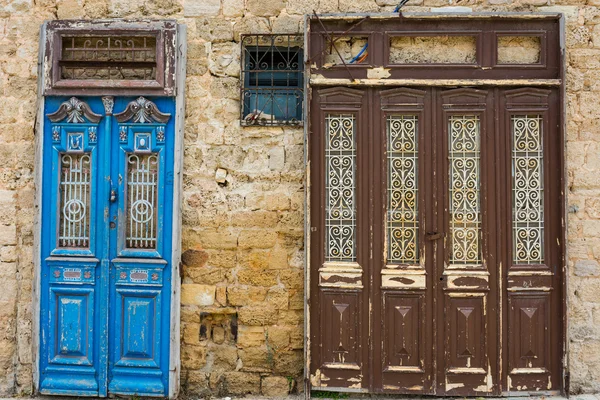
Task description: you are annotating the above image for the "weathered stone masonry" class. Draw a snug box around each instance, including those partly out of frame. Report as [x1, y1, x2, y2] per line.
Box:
[0, 0, 600, 397]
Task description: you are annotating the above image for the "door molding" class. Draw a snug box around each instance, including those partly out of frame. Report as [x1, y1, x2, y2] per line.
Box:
[32, 21, 186, 399]
[304, 13, 566, 398]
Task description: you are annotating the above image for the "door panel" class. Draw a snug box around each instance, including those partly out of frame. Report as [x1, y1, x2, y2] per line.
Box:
[309, 86, 563, 396]
[40, 96, 174, 397]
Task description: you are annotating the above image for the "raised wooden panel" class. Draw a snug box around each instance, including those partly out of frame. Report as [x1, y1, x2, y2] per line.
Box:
[508, 294, 549, 374]
[445, 294, 486, 372]
[115, 289, 161, 368]
[383, 293, 424, 371]
[320, 291, 360, 369]
[49, 287, 94, 366]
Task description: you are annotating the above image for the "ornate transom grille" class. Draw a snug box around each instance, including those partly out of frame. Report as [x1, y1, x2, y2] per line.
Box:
[59, 153, 91, 248]
[241, 34, 303, 126]
[60, 36, 157, 81]
[448, 115, 481, 266]
[126, 153, 159, 249]
[325, 114, 356, 262]
[387, 115, 419, 264]
[512, 115, 544, 264]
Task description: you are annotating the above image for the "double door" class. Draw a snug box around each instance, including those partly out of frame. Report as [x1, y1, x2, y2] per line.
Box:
[309, 87, 563, 395]
[39, 96, 175, 397]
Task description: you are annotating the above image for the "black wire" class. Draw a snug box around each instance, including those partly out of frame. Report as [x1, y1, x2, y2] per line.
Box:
[393, 0, 409, 12]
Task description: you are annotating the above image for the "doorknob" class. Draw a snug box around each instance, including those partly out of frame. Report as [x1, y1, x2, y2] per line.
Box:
[426, 232, 443, 241]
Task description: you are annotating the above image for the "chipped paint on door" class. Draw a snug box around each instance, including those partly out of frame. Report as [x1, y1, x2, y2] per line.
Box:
[39, 96, 175, 397]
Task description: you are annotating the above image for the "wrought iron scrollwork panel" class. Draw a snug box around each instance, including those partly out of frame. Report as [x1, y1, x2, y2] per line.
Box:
[325, 114, 356, 262]
[512, 115, 544, 264]
[448, 115, 481, 266]
[59, 153, 92, 248]
[387, 115, 419, 264]
[126, 153, 159, 249]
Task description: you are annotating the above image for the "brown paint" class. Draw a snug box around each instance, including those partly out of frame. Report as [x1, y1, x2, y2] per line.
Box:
[308, 14, 564, 397]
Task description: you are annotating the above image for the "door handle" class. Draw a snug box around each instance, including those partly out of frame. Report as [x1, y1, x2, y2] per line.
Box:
[426, 232, 443, 241]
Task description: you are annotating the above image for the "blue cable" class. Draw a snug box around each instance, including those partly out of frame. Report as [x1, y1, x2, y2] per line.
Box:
[349, 43, 368, 63]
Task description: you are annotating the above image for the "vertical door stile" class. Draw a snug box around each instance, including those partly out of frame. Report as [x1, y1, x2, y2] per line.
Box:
[99, 96, 114, 397]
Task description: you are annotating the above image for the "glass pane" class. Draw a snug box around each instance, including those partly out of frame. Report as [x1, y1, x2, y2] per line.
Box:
[59, 153, 92, 248]
[387, 115, 419, 264]
[325, 114, 356, 262]
[512, 115, 544, 264]
[126, 153, 159, 249]
[448, 115, 481, 266]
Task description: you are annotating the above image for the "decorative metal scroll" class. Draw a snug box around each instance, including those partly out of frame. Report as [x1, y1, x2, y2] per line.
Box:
[47, 97, 102, 123]
[387, 115, 419, 264]
[325, 114, 356, 262]
[512, 115, 544, 264]
[126, 153, 159, 249]
[448, 115, 481, 266]
[59, 154, 91, 248]
[115, 96, 170, 124]
[240, 34, 303, 127]
[60, 36, 157, 81]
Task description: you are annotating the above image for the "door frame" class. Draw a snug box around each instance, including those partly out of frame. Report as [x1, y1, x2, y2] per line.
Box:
[303, 12, 567, 398]
[32, 21, 187, 399]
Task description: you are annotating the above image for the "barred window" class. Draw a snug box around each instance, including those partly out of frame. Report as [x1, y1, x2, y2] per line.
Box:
[241, 34, 303, 126]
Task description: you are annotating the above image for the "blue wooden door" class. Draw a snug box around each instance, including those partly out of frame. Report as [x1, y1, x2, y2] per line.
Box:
[39, 96, 175, 397]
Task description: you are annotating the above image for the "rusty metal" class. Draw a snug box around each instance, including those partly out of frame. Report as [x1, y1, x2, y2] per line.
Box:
[312, 12, 355, 81]
[308, 14, 565, 398]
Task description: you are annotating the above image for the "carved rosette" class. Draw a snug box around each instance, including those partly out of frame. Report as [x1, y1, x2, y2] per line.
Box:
[114, 96, 171, 124]
[47, 97, 102, 124]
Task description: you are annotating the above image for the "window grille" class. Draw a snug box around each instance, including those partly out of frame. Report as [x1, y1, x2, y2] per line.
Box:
[44, 20, 176, 96]
[241, 34, 303, 126]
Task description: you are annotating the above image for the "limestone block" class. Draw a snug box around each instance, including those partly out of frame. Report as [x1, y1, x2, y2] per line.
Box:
[228, 286, 268, 306]
[181, 284, 216, 306]
[223, 0, 244, 16]
[238, 304, 278, 325]
[271, 12, 303, 34]
[212, 326, 226, 344]
[181, 345, 208, 369]
[237, 325, 266, 348]
[208, 43, 241, 78]
[579, 279, 600, 303]
[261, 376, 290, 397]
[233, 17, 271, 42]
[238, 347, 271, 371]
[237, 268, 278, 286]
[196, 18, 234, 43]
[575, 260, 600, 276]
[182, 248, 210, 268]
[185, 0, 220, 16]
[266, 326, 290, 349]
[268, 147, 285, 171]
[238, 230, 278, 249]
[222, 371, 261, 394]
[273, 350, 303, 375]
[57, 0, 85, 19]
[198, 230, 238, 249]
[183, 322, 201, 344]
[246, 0, 285, 16]
[266, 287, 289, 310]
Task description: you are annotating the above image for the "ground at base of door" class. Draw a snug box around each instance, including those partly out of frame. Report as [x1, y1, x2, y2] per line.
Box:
[2, 395, 599, 400]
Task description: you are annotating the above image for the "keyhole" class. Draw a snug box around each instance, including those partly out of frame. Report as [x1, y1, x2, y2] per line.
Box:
[110, 222, 116, 229]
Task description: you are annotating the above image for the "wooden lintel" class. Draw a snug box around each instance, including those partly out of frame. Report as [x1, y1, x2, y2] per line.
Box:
[310, 77, 562, 87]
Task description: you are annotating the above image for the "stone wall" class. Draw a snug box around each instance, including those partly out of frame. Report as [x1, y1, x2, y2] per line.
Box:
[0, 0, 599, 397]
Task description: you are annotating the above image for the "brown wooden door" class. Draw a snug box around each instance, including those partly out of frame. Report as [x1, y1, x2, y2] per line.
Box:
[309, 86, 563, 396]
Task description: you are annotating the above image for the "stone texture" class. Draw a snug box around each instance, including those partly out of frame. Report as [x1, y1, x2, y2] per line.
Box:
[0, 0, 599, 398]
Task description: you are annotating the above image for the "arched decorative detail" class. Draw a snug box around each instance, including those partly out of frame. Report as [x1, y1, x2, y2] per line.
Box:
[47, 97, 102, 123]
[115, 96, 171, 124]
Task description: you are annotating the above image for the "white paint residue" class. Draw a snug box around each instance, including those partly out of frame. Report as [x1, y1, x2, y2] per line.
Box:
[367, 67, 391, 79]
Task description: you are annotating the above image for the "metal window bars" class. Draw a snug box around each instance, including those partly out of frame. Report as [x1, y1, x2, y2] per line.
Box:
[240, 34, 304, 126]
[60, 35, 158, 81]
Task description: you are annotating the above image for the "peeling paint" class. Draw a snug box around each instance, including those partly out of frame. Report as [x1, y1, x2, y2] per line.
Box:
[366, 67, 391, 79]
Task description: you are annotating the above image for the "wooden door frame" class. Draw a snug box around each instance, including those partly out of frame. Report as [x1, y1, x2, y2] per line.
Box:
[303, 12, 567, 398]
[32, 21, 187, 399]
